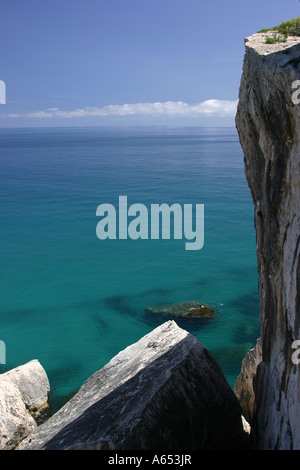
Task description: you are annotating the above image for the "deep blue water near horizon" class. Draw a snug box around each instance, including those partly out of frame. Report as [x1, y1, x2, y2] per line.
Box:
[0, 126, 260, 412]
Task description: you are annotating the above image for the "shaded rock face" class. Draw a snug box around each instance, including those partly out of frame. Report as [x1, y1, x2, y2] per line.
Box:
[234, 338, 262, 425]
[18, 321, 247, 450]
[0, 360, 51, 449]
[236, 33, 300, 449]
[145, 301, 216, 319]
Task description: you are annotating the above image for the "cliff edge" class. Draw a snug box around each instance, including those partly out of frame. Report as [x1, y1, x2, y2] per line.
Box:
[236, 31, 300, 449]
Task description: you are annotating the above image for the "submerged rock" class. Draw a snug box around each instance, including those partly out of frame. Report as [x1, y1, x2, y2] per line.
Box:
[17, 321, 247, 450]
[145, 301, 215, 319]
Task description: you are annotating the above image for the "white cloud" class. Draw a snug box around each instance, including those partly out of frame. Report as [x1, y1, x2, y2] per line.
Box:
[0, 99, 238, 119]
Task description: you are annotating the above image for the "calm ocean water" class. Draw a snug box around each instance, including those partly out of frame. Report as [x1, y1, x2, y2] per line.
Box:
[0, 126, 259, 411]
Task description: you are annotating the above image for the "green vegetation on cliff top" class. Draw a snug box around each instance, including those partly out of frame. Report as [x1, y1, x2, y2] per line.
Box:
[258, 17, 300, 44]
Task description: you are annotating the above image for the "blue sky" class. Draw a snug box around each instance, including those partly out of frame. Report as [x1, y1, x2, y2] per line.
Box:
[1, 0, 299, 127]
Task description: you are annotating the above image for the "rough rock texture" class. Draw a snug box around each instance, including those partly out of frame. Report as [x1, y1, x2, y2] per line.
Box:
[234, 338, 262, 425]
[0, 360, 51, 449]
[236, 32, 300, 449]
[0, 378, 37, 450]
[17, 321, 247, 450]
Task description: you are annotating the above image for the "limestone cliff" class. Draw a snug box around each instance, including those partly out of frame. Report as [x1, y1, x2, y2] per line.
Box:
[236, 32, 300, 449]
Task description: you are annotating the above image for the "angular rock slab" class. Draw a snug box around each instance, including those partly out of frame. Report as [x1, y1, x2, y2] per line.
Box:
[18, 321, 246, 450]
[2, 359, 50, 411]
[0, 378, 37, 450]
[0, 360, 50, 449]
[145, 301, 216, 319]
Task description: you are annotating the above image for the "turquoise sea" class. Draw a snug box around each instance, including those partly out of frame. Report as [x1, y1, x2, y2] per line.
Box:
[0, 126, 259, 411]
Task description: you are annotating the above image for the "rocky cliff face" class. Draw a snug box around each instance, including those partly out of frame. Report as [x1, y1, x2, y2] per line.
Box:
[236, 32, 300, 449]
